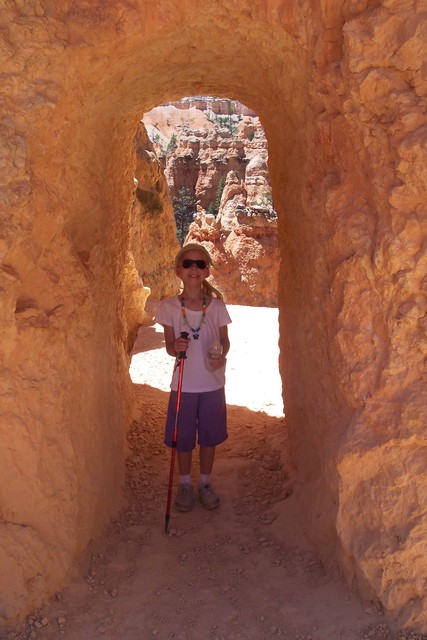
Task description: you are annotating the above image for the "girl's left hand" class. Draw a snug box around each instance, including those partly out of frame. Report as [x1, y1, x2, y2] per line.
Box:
[209, 355, 227, 370]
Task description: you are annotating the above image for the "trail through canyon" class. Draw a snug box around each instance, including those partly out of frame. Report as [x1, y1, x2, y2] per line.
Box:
[6, 306, 416, 640]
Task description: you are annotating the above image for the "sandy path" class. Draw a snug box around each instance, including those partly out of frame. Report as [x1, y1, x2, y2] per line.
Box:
[6, 306, 411, 640]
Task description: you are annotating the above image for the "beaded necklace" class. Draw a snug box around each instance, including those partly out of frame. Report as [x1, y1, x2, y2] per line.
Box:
[181, 297, 206, 340]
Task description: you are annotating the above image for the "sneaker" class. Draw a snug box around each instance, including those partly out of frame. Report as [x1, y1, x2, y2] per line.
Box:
[198, 483, 221, 510]
[175, 483, 195, 512]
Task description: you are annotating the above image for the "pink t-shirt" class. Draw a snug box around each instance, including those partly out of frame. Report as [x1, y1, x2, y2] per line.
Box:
[155, 296, 232, 393]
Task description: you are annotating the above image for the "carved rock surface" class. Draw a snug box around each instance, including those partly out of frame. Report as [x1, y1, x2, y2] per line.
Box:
[0, 0, 425, 631]
[124, 125, 180, 348]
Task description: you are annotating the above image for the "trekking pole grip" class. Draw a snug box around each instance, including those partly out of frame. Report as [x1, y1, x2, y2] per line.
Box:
[178, 331, 189, 359]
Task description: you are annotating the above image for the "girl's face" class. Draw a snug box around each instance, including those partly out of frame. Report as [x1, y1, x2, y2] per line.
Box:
[176, 249, 210, 286]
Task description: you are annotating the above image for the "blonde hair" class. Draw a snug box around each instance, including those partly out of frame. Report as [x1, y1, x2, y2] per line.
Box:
[175, 243, 223, 300]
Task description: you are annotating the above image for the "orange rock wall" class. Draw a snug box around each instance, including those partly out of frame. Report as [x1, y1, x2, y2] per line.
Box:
[0, 0, 425, 631]
[124, 125, 180, 349]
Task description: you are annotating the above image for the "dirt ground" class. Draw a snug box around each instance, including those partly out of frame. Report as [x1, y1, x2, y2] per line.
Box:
[4, 305, 424, 640]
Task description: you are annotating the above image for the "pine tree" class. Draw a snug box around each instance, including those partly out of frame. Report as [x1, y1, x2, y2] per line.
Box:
[214, 176, 225, 214]
[173, 187, 196, 245]
[166, 133, 177, 153]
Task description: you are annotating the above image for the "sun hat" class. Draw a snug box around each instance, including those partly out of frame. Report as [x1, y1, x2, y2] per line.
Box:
[175, 243, 212, 268]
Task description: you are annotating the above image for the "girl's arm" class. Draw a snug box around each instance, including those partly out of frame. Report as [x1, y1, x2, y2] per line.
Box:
[207, 325, 230, 370]
[219, 325, 230, 357]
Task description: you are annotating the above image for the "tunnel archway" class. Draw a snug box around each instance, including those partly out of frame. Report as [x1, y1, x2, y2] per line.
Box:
[1, 1, 425, 630]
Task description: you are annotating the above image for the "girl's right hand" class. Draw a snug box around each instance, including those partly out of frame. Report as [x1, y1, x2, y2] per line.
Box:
[175, 335, 190, 355]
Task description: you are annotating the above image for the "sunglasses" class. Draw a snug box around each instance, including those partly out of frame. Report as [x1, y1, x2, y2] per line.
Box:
[181, 259, 208, 269]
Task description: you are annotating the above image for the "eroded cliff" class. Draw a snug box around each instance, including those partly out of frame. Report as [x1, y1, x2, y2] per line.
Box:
[144, 100, 279, 305]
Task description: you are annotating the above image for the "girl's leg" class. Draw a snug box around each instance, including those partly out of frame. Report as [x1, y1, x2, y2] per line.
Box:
[199, 446, 215, 475]
[177, 450, 192, 475]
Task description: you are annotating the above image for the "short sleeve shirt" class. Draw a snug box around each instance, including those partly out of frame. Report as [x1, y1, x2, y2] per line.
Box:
[155, 296, 232, 392]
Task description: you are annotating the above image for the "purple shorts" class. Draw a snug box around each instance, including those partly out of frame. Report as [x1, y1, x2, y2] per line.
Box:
[165, 388, 228, 452]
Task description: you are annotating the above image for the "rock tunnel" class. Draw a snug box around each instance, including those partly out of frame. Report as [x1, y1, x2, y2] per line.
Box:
[0, 0, 426, 632]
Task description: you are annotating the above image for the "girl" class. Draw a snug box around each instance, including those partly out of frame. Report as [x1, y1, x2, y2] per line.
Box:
[155, 243, 231, 511]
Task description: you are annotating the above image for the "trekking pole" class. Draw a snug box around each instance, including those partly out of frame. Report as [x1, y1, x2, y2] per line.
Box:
[164, 331, 189, 535]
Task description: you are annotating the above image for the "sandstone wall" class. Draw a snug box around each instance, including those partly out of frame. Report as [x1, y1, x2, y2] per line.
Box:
[0, 0, 425, 631]
[124, 125, 180, 349]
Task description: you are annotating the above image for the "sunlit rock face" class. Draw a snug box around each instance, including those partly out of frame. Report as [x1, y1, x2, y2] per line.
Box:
[0, 0, 425, 631]
[124, 125, 180, 349]
[144, 100, 268, 213]
[187, 165, 279, 306]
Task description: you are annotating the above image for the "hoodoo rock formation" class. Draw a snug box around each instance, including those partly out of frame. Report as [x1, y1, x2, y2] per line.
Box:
[144, 100, 279, 305]
[144, 100, 267, 214]
[0, 0, 426, 633]
[187, 166, 279, 306]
